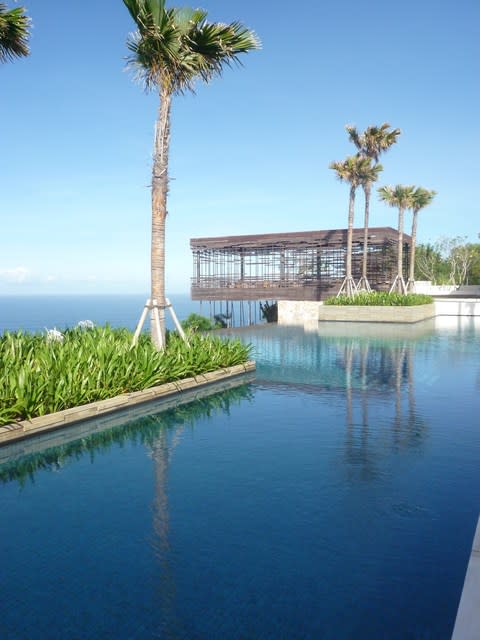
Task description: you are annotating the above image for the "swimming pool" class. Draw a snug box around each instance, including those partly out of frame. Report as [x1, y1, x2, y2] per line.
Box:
[1, 317, 479, 639]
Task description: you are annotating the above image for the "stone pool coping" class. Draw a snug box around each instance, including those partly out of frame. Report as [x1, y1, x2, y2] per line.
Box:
[452, 516, 480, 640]
[0, 361, 256, 447]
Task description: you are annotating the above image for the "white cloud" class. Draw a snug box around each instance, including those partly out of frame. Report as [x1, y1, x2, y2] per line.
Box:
[0, 266, 31, 283]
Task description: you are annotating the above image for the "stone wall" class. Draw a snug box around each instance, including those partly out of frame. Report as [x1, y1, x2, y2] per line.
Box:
[278, 298, 480, 325]
[277, 301, 323, 325]
[435, 299, 480, 316]
[317, 304, 436, 324]
[415, 281, 480, 296]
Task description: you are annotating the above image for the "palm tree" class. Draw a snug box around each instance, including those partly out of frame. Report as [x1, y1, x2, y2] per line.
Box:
[123, 0, 259, 349]
[330, 156, 378, 297]
[407, 187, 436, 291]
[0, 2, 30, 63]
[378, 185, 415, 294]
[346, 123, 401, 291]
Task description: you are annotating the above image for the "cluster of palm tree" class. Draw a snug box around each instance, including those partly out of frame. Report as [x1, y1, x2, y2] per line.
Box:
[330, 124, 436, 296]
[0, 2, 29, 63]
[379, 185, 436, 293]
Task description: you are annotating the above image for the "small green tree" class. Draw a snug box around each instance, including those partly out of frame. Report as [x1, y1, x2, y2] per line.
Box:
[415, 243, 445, 283]
[467, 244, 480, 284]
[441, 237, 477, 285]
[181, 313, 216, 332]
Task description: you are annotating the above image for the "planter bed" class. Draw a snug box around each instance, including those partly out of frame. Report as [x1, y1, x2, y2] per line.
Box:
[318, 303, 436, 324]
[0, 361, 255, 447]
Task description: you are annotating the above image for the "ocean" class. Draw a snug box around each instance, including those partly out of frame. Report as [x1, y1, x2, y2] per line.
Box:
[0, 294, 202, 334]
[0, 294, 266, 334]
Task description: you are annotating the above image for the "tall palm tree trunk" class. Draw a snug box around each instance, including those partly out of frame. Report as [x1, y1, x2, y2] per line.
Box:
[338, 185, 357, 297]
[151, 87, 172, 349]
[407, 210, 418, 292]
[390, 205, 407, 294]
[347, 185, 355, 278]
[358, 183, 372, 291]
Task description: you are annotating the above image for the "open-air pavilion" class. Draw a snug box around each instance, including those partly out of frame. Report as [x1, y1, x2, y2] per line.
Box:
[191, 226, 411, 306]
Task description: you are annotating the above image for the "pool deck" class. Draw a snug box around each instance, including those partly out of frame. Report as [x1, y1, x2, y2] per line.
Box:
[452, 516, 480, 639]
[0, 361, 256, 447]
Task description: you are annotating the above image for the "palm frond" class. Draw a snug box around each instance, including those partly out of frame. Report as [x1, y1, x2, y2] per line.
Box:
[346, 122, 401, 163]
[330, 156, 378, 189]
[123, 1, 260, 94]
[345, 125, 362, 151]
[411, 187, 436, 212]
[378, 184, 415, 208]
[0, 3, 30, 63]
[123, 0, 167, 31]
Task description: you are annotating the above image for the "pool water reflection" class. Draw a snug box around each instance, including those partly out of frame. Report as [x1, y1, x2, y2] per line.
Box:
[1, 317, 479, 639]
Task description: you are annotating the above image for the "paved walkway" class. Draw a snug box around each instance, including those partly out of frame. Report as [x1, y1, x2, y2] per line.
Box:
[452, 516, 480, 639]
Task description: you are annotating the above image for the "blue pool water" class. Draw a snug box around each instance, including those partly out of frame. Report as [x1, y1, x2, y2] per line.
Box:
[1, 316, 479, 639]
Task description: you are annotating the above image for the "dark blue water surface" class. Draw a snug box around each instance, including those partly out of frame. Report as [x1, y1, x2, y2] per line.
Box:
[1, 312, 479, 639]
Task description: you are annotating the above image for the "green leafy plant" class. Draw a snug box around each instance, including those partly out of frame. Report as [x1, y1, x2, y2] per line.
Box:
[181, 313, 217, 332]
[324, 292, 433, 306]
[0, 326, 251, 426]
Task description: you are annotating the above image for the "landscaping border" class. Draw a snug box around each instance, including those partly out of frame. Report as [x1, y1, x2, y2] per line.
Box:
[0, 361, 256, 447]
[317, 303, 436, 323]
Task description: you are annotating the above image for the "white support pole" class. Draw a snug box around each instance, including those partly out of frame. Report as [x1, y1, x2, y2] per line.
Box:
[165, 298, 188, 343]
[389, 275, 399, 294]
[406, 278, 416, 293]
[337, 276, 358, 298]
[389, 275, 407, 294]
[132, 298, 151, 346]
[357, 276, 372, 293]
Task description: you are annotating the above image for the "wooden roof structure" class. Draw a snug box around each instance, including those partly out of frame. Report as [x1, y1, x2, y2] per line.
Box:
[191, 227, 411, 251]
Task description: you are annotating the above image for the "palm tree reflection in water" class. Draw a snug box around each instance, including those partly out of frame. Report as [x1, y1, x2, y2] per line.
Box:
[150, 428, 183, 638]
[245, 324, 431, 485]
[341, 336, 427, 483]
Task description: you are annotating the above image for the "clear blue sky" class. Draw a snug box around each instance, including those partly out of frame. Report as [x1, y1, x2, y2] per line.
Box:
[1, 0, 479, 294]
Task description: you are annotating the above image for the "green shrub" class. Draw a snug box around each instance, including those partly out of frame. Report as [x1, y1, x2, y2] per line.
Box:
[0, 326, 251, 426]
[181, 313, 217, 332]
[324, 291, 434, 306]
